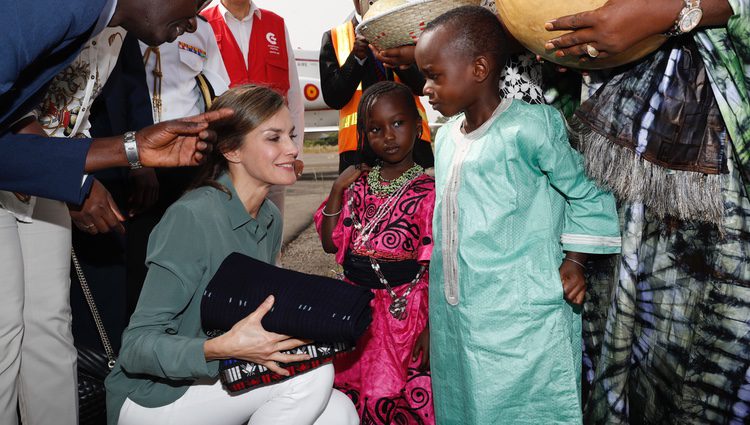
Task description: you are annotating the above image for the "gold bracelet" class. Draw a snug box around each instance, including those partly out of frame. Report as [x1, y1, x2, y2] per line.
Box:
[564, 257, 586, 270]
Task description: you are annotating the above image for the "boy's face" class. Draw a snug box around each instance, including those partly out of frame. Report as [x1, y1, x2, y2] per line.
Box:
[415, 29, 477, 117]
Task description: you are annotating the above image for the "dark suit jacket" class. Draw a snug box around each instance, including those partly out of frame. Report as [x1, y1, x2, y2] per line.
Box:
[319, 17, 425, 110]
[0, 0, 107, 204]
[89, 34, 154, 138]
[87, 31, 155, 208]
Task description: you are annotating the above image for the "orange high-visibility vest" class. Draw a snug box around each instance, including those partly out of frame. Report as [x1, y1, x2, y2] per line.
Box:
[331, 21, 431, 154]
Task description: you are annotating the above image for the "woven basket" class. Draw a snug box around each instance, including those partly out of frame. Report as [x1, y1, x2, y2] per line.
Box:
[357, 0, 481, 50]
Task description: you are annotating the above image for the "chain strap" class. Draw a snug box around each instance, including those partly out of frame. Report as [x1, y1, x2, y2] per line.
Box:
[71, 248, 117, 369]
[369, 257, 425, 320]
[347, 175, 426, 320]
[143, 46, 162, 123]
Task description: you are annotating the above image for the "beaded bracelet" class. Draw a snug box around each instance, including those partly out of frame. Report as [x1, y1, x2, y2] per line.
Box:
[321, 207, 342, 217]
[563, 257, 586, 270]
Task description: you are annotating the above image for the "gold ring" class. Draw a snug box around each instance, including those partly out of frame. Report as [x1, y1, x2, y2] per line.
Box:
[586, 44, 600, 58]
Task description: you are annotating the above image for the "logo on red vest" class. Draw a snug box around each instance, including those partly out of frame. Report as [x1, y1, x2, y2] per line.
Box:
[266, 32, 281, 55]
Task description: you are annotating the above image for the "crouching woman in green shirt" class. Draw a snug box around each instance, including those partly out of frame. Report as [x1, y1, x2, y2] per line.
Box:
[105, 85, 359, 425]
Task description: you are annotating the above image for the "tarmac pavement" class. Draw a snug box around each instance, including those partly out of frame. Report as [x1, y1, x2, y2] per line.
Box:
[281, 151, 338, 246]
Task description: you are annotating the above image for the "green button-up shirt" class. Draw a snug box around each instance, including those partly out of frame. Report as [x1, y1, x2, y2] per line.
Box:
[105, 173, 281, 424]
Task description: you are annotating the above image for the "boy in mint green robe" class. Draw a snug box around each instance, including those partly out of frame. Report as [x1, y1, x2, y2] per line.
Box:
[414, 7, 621, 424]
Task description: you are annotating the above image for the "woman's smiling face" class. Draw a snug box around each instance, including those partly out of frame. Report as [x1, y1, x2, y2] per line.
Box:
[226, 106, 299, 187]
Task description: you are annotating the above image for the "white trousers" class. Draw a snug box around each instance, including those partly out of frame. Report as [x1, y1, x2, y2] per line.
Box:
[118, 364, 359, 425]
[0, 198, 77, 425]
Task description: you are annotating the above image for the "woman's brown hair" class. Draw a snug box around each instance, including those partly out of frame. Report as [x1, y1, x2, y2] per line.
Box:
[190, 84, 286, 195]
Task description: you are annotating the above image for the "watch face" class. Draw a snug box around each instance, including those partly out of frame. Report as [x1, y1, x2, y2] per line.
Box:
[679, 8, 703, 33]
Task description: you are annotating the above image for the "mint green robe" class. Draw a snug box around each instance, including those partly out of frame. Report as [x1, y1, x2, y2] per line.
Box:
[429, 100, 620, 424]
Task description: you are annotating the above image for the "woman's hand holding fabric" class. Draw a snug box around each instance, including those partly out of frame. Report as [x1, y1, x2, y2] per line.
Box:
[205, 295, 311, 376]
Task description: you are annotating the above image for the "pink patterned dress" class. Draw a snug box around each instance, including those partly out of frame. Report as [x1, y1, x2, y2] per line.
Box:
[314, 172, 435, 425]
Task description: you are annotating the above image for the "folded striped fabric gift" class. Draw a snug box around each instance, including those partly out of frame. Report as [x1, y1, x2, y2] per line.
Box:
[201, 252, 373, 342]
[219, 342, 352, 392]
[201, 252, 374, 392]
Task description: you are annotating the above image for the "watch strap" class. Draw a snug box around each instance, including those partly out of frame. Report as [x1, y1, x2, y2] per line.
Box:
[665, 0, 702, 37]
[123, 131, 142, 170]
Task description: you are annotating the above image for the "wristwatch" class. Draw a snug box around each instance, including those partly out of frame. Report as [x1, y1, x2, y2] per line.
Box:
[123, 131, 142, 169]
[665, 0, 703, 36]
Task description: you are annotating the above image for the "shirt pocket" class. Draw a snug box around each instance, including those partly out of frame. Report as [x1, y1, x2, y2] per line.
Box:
[179, 47, 205, 74]
[265, 59, 289, 91]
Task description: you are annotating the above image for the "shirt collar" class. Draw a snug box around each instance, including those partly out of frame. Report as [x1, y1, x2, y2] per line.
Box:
[454, 98, 513, 141]
[218, 1, 261, 22]
[216, 173, 275, 232]
[96, 0, 119, 37]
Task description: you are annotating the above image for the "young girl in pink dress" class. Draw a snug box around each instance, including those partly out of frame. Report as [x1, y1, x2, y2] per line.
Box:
[315, 81, 435, 425]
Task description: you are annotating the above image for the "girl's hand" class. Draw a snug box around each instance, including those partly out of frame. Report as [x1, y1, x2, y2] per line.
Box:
[333, 164, 371, 191]
[293, 159, 304, 178]
[205, 295, 310, 376]
[411, 326, 430, 371]
[559, 259, 586, 305]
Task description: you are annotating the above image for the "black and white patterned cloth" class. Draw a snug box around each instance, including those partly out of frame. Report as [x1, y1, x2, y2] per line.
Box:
[480, 0, 545, 104]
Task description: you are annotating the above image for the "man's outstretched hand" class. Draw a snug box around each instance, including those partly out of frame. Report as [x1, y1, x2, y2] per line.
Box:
[136, 108, 234, 167]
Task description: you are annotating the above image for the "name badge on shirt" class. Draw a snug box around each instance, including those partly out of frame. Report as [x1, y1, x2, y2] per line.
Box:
[178, 41, 207, 59]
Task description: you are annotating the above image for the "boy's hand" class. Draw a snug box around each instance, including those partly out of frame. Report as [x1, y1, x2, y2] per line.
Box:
[411, 326, 430, 371]
[559, 258, 586, 305]
[333, 164, 370, 192]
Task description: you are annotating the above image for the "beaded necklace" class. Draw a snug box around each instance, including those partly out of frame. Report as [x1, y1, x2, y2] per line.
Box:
[348, 167, 425, 320]
[367, 163, 424, 197]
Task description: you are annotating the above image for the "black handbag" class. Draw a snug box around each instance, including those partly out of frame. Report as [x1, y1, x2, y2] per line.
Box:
[72, 249, 117, 425]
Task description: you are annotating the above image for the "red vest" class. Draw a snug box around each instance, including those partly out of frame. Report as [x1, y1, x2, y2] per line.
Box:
[202, 6, 290, 95]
